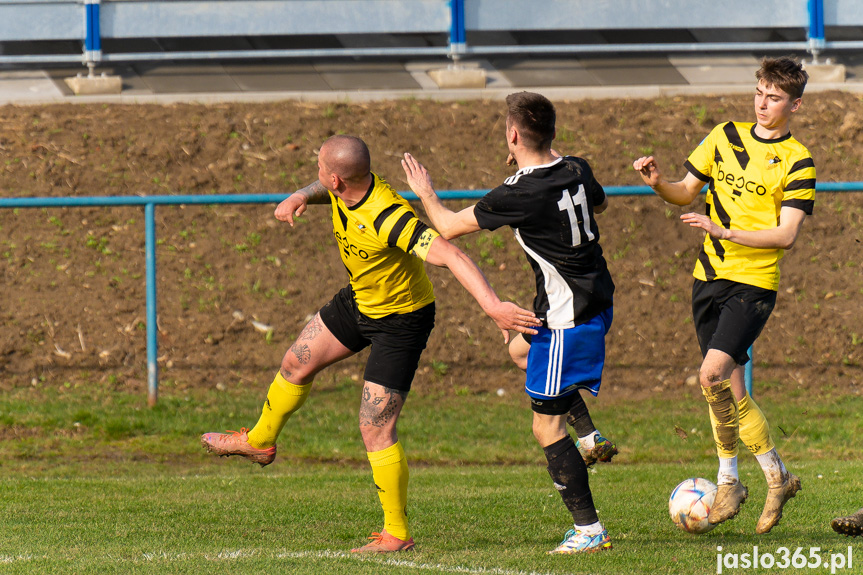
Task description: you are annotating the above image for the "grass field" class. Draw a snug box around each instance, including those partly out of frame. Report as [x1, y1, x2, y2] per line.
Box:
[1, 375, 862, 574]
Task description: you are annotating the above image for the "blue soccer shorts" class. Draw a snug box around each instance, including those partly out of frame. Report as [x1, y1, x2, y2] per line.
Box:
[524, 307, 612, 401]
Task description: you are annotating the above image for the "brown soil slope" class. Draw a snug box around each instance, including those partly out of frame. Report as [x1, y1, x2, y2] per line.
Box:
[1, 93, 861, 399]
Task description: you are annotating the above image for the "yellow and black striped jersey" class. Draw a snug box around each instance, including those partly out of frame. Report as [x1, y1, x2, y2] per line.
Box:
[684, 121, 816, 291]
[328, 173, 438, 318]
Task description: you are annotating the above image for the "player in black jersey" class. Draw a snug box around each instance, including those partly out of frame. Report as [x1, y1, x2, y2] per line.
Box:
[202, 135, 539, 553]
[403, 92, 615, 555]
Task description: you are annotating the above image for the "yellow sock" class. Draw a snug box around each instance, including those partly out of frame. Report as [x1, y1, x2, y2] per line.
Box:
[368, 442, 410, 541]
[703, 380, 739, 458]
[738, 393, 774, 456]
[246, 371, 310, 449]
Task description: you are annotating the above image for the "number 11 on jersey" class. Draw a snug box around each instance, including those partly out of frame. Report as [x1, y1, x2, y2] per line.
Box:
[558, 185, 595, 247]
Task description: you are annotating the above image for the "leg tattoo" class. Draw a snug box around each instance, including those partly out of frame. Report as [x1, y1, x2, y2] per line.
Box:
[291, 343, 311, 365]
[360, 385, 407, 428]
[298, 314, 324, 342]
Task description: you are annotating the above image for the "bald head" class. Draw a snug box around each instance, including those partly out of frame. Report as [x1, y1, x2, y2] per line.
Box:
[319, 135, 371, 184]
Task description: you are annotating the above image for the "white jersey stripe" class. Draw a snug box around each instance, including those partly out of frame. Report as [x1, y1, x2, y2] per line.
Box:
[514, 230, 576, 329]
[504, 157, 563, 187]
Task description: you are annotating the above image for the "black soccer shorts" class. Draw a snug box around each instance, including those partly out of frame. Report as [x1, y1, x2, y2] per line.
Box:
[691, 278, 777, 366]
[319, 286, 435, 392]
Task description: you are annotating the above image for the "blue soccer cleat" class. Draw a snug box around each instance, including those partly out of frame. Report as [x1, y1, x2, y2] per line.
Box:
[548, 528, 612, 555]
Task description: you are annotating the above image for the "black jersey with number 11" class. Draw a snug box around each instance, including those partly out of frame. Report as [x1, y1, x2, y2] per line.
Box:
[474, 156, 615, 329]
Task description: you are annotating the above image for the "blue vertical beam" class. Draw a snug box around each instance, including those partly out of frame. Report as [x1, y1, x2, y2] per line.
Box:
[145, 203, 158, 406]
[808, 0, 825, 60]
[449, 0, 466, 60]
[745, 345, 753, 397]
[84, 0, 102, 68]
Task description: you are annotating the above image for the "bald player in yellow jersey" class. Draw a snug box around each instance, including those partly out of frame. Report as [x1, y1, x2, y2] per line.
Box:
[202, 135, 540, 553]
[634, 56, 815, 534]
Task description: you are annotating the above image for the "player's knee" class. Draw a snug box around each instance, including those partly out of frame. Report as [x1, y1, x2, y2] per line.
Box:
[531, 418, 559, 445]
[358, 419, 396, 450]
[698, 368, 724, 388]
[280, 349, 316, 384]
[531, 421, 544, 443]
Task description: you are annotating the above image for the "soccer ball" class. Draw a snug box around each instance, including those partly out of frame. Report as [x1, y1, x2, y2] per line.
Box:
[668, 478, 717, 534]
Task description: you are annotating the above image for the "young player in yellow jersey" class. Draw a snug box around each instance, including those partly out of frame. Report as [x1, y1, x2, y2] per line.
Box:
[202, 135, 540, 553]
[633, 56, 815, 534]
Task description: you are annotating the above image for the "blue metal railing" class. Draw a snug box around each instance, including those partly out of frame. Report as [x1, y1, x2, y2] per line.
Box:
[1, 181, 860, 403]
[0, 0, 856, 68]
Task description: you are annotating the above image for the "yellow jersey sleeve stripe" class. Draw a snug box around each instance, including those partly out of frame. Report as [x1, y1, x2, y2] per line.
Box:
[789, 157, 815, 173]
[375, 206, 412, 245]
[373, 204, 401, 234]
[684, 159, 710, 182]
[388, 211, 415, 249]
[782, 198, 814, 214]
[784, 178, 815, 192]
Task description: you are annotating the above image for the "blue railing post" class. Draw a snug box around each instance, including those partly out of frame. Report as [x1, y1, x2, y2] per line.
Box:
[84, 0, 102, 73]
[449, 0, 466, 63]
[745, 345, 754, 397]
[145, 203, 158, 407]
[808, 0, 826, 62]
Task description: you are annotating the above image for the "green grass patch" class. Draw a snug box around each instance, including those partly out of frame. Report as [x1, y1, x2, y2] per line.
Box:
[1, 382, 862, 574]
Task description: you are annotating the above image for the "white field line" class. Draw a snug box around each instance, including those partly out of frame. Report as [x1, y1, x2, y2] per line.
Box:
[278, 550, 564, 575]
[0, 555, 34, 563]
[128, 549, 564, 575]
[5, 548, 569, 575]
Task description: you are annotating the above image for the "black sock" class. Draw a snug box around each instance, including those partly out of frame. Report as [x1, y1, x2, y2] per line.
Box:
[565, 392, 596, 438]
[544, 435, 598, 525]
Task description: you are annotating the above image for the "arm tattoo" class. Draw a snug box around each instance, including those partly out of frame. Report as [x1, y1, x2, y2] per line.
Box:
[297, 180, 330, 204]
[291, 343, 311, 365]
[298, 314, 324, 342]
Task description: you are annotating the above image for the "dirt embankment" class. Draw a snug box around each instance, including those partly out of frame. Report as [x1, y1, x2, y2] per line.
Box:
[1, 93, 861, 399]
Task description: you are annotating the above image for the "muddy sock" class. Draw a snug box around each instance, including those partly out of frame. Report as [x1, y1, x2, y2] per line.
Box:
[717, 455, 739, 485]
[565, 392, 596, 438]
[578, 432, 597, 450]
[754, 448, 788, 488]
[702, 379, 739, 458]
[544, 436, 598, 526]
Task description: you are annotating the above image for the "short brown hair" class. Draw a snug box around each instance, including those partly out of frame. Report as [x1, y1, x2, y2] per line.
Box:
[756, 56, 808, 100]
[505, 92, 556, 150]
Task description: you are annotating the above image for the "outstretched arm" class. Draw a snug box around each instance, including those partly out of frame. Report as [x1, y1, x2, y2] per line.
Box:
[402, 153, 481, 240]
[274, 180, 331, 226]
[633, 155, 704, 206]
[681, 206, 807, 250]
[424, 236, 540, 343]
